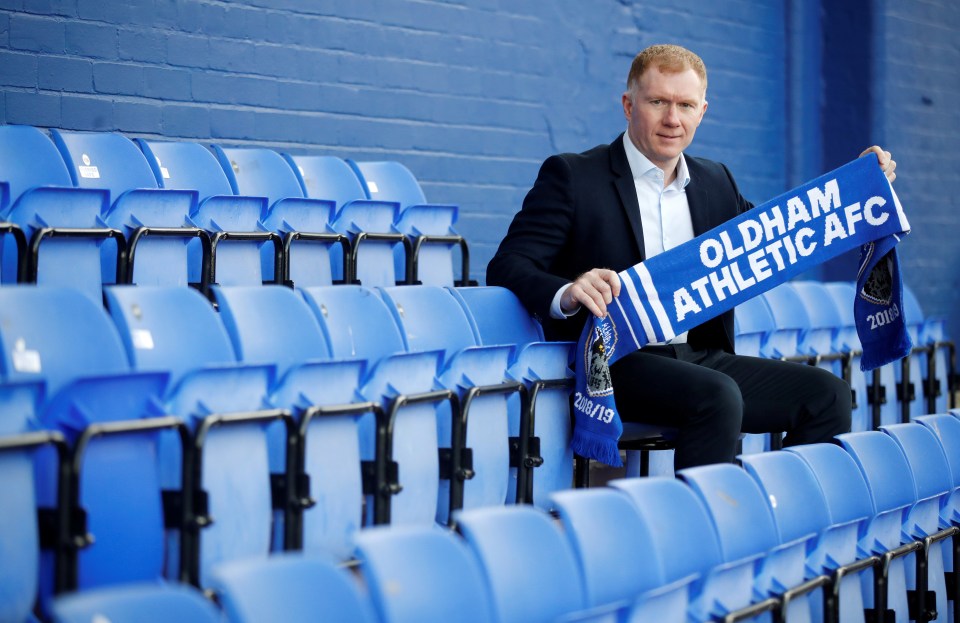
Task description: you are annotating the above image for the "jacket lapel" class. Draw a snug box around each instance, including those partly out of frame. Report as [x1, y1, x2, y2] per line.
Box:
[685, 157, 714, 237]
[610, 134, 646, 260]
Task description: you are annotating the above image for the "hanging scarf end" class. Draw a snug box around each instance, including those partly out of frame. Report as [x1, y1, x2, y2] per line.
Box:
[570, 427, 623, 468]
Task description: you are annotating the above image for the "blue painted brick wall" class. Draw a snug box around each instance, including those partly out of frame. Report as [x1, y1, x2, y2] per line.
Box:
[871, 0, 960, 341]
[0, 0, 955, 340]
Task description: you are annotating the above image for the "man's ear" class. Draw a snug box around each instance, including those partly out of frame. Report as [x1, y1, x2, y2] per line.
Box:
[622, 92, 633, 121]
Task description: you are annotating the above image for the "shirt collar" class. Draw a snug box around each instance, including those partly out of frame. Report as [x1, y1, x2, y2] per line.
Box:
[622, 132, 691, 190]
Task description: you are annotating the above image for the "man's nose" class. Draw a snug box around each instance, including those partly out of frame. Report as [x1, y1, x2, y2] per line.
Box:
[664, 104, 680, 125]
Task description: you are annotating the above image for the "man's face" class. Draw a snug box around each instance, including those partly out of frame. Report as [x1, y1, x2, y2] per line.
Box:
[622, 66, 707, 167]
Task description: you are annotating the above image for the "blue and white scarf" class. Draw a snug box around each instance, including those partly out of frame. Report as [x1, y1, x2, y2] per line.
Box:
[572, 155, 911, 466]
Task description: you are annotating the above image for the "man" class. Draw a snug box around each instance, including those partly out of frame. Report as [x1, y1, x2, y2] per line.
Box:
[487, 44, 897, 470]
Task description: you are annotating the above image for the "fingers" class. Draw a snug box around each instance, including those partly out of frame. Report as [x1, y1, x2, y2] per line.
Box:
[860, 145, 897, 183]
[561, 268, 621, 317]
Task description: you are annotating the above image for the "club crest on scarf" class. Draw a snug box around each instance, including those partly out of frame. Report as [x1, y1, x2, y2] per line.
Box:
[585, 320, 616, 397]
[858, 242, 894, 305]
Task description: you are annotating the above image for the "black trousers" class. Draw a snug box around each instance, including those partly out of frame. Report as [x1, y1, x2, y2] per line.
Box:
[610, 344, 852, 471]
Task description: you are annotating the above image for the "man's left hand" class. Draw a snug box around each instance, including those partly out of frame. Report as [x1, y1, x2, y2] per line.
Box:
[860, 146, 897, 184]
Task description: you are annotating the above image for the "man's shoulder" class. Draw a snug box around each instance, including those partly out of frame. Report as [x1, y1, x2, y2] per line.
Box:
[545, 138, 618, 178]
[685, 154, 737, 186]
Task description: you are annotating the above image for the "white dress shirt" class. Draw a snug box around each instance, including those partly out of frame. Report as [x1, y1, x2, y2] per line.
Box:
[551, 133, 695, 343]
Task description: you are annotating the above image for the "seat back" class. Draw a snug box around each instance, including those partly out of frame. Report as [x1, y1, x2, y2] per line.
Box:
[455, 505, 586, 623]
[760, 284, 810, 359]
[355, 525, 494, 623]
[609, 476, 723, 581]
[209, 553, 377, 623]
[734, 294, 775, 357]
[835, 431, 917, 515]
[283, 154, 367, 206]
[300, 286, 406, 361]
[349, 160, 427, 208]
[881, 423, 952, 504]
[0, 125, 73, 203]
[50, 582, 221, 623]
[213, 146, 305, 204]
[50, 130, 158, 198]
[450, 286, 544, 346]
[784, 442, 874, 526]
[678, 463, 780, 561]
[738, 451, 832, 545]
[379, 286, 477, 356]
[790, 280, 842, 358]
[214, 285, 331, 377]
[0, 286, 130, 398]
[550, 488, 667, 608]
[104, 285, 237, 386]
[137, 139, 234, 199]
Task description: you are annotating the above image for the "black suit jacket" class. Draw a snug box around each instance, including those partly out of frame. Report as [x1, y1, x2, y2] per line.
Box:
[487, 133, 753, 351]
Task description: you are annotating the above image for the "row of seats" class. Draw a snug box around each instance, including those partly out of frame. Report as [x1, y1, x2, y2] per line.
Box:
[611, 279, 956, 477]
[0, 125, 472, 304]
[0, 283, 573, 621]
[44, 416, 960, 623]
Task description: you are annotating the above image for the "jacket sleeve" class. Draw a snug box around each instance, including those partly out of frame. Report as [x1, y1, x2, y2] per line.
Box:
[486, 154, 577, 322]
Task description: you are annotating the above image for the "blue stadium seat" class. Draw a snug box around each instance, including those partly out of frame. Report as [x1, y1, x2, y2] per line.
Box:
[740, 450, 871, 623]
[50, 582, 220, 623]
[354, 525, 494, 623]
[825, 281, 898, 430]
[348, 159, 469, 287]
[104, 285, 284, 588]
[881, 423, 955, 623]
[454, 505, 617, 623]
[734, 294, 777, 454]
[215, 147, 354, 286]
[448, 286, 576, 506]
[136, 139, 280, 286]
[281, 153, 405, 287]
[609, 476, 765, 622]
[0, 428, 64, 623]
[791, 281, 848, 382]
[213, 285, 367, 559]
[0, 287, 173, 596]
[0, 125, 115, 300]
[209, 553, 376, 623]
[300, 285, 447, 527]
[49, 130, 203, 289]
[550, 488, 692, 622]
[916, 413, 960, 622]
[834, 430, 925, 622]
[761, 283, 812, 362]
[679, 462, 818, 623]
[894, 286, 926, 420]
[378, 286, 520, 524]
[903, 285, 950, 415]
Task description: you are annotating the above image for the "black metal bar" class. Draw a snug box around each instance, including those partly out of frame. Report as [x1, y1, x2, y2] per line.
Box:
[721, 596, 781, 623]
[375, 389, 457, 525]
[0, 221, 28, 283]
[187, 409, 291, 585]
[828, 555, 881, 623]
[126, 226, 212, 294]
[281, 231, 352, 286]
[779, 574, 831, 622]
[899, 357, 913, 423]
[348, 231, 410, 286]
[209, 230, 284, 285]
[953, 531, 960, 623]
[407, 234, 474, 287]
[870, 540, 923, 622]
[68, 416, 186, 590]
[293, 401, 380, 550]
[28, 227, 128, 285]
[520, 377, 574, 504]
[449, 380, 524, 523]
[870, 368, 883, 430]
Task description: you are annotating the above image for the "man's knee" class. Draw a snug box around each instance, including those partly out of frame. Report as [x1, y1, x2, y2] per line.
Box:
[694, 375, 744, 434]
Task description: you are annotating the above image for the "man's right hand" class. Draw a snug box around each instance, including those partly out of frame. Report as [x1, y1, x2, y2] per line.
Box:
[560, 268, 622, 318]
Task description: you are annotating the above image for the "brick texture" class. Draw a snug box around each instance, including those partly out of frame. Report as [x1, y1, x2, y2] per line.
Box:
[0, 0, 955, 340]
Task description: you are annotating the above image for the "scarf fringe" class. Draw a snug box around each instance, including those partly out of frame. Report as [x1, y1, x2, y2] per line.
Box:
[571, 427, 623, 467]
[860, 332, 913, 372]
